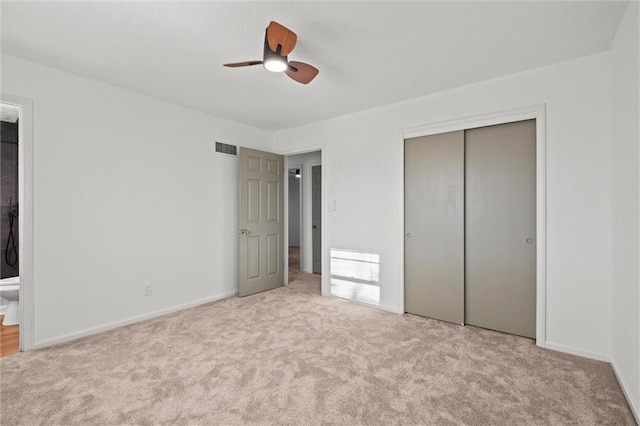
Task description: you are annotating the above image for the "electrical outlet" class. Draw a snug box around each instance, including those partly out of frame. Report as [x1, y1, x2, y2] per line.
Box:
[143, 283, 153, 297]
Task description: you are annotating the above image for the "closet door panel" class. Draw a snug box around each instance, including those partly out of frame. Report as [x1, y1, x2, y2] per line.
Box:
[405, 131, 464, 324]
[465, 120, 536, 338]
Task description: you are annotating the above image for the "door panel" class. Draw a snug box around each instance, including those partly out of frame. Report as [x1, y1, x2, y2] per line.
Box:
[404, 131, 464, 324]
[266, 159, 279, 174]
[247, 180, 261, 222]
[239, 147, 284, 296]
[312, 165, 322, 274]
[266, 181, 279, 222]
[266, 234, 279, 276]
[247, 156, 260, 172]
[247, 236, 260, 279]
[465, 120, 536, 338]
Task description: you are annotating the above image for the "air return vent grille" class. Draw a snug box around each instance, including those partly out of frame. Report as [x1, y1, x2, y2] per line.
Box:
[215, 142, 237, 156]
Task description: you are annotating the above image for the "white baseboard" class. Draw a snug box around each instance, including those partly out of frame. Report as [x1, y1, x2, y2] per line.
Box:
[611, 359, 640, 424]
[32, 290, 238, 350]
[327, 294, 404, 315]
[381, 303, 405, 314]
[520, 341, 639, 421]
[545, 342, 639, 421]
[543, 341, 612, 362]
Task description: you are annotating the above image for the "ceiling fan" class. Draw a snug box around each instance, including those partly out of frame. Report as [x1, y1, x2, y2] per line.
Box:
[223, 21, 319, 85]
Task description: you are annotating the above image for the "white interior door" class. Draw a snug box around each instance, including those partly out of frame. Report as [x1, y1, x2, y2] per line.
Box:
[238, 147, 285, 297]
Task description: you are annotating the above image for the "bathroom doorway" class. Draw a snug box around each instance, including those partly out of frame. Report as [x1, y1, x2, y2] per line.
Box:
[0, 102, 20, 356]
[0, 95, 34, 355]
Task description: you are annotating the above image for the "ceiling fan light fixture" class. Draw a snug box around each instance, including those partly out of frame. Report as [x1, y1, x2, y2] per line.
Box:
[223, 21, 318, 84]
[263, 56, 288, 73]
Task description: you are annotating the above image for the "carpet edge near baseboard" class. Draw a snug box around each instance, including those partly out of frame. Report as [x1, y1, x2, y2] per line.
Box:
[611, 359, 640, 425]
[31, 290, 239, 351]
[546, 340, 638, 424]
[544, 341, 611, 362]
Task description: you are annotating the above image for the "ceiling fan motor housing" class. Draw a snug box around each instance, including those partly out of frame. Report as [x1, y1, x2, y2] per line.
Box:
[263, 35, 288, 72]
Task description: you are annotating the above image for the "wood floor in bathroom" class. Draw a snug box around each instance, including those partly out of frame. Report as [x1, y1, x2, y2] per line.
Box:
[0, 315, 19, 357]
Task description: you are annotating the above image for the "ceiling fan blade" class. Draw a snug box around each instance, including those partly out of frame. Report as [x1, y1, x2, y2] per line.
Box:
[285, 61, 319, 85]
[267, 21, 297, 56]
[223, 61, 263, 68]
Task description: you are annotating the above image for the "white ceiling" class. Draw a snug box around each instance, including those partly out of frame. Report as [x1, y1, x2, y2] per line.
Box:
[1, 1, 628, 132]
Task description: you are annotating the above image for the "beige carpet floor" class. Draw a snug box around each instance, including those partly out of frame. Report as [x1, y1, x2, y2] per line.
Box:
[0, 267, 635, 425]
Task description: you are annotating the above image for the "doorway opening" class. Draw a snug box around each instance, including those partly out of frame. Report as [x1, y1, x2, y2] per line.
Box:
[0, 95, 34, 354]
[285, 150, 322, 289]
[0, 102, 20, 356]
[288, 166, 302, 281]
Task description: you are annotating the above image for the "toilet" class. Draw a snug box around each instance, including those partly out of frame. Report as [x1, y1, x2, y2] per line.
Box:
[0, 277, 19, 326]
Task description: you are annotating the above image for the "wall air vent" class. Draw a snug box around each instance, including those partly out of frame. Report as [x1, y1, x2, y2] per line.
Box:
[215, 141, 237, 156]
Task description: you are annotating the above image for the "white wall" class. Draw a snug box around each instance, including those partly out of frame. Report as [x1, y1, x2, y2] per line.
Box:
[1, 54, 272, 347]
[288, 173, 301, 246]
[610, 1, 640, 418]
[275, 53, 613, 357]
[285, 151, 321, 273]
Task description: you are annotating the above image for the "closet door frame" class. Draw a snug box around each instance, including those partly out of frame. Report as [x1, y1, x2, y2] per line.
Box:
[400, 104, 547, 348]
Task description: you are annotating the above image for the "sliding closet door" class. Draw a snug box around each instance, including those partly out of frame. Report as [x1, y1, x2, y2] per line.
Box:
[465, 120, 536, 338]
[405, 131, 464, 324]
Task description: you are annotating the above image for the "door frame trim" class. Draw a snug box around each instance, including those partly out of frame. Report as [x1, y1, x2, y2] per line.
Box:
[400, 104, 547, 347]
[280, 146, 327, 296]
[1, 94, 35, 352]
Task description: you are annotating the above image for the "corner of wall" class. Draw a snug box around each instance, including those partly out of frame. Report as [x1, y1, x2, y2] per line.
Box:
[609, 0, 640, 419]
[611, 359, 640, 424]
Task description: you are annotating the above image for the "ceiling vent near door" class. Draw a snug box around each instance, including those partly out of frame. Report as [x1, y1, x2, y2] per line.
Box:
[215, 141, 237, 156]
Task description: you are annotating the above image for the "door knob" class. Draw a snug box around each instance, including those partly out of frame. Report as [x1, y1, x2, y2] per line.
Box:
[406, 233, 412, 238]
[525, 237, 534, 244]
[238, 229, 250, 236]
